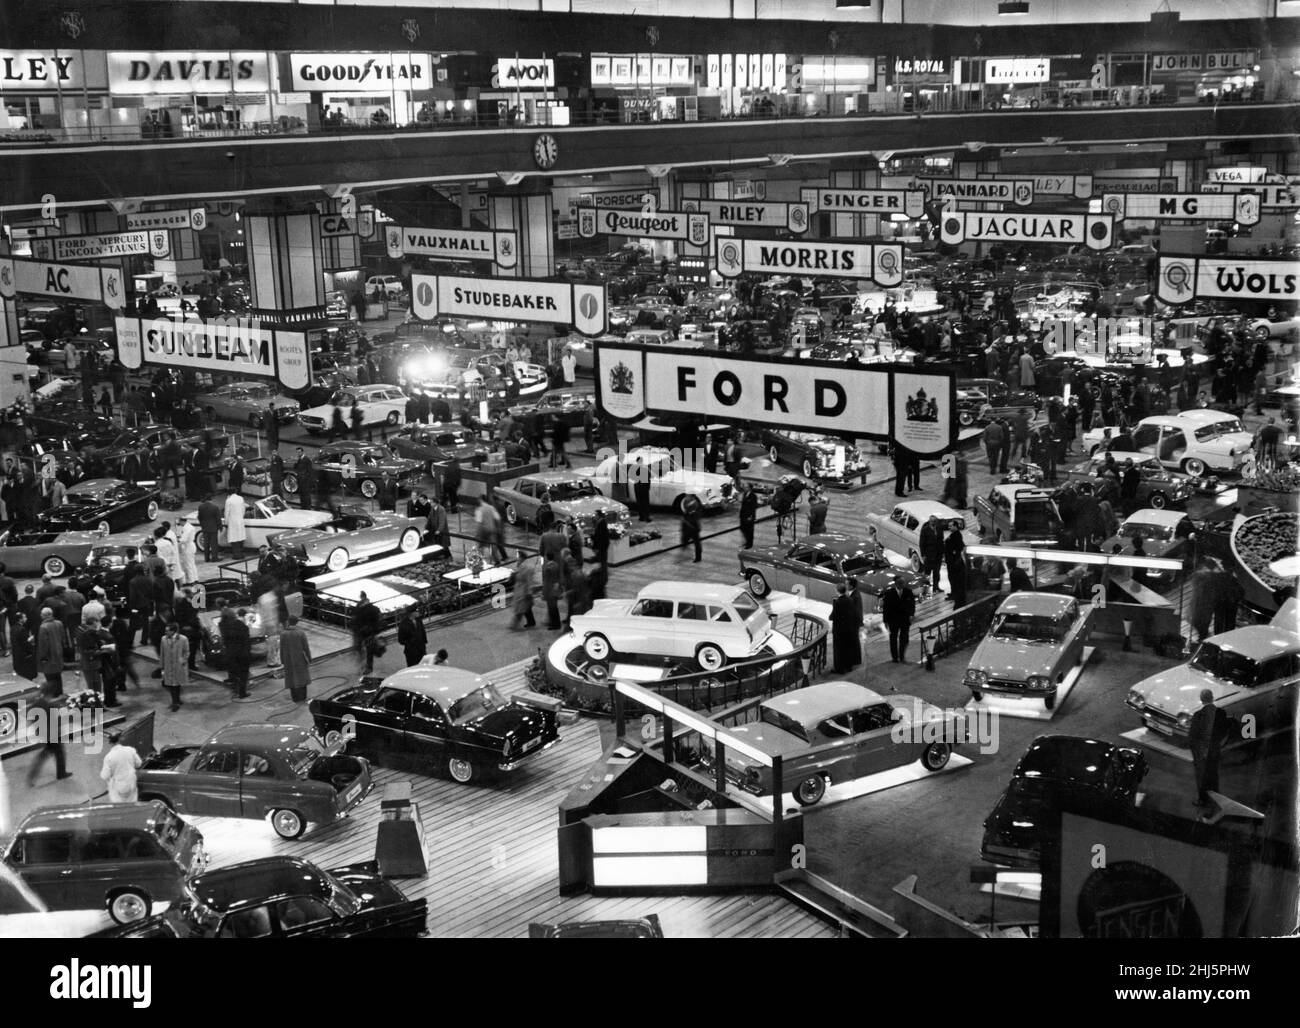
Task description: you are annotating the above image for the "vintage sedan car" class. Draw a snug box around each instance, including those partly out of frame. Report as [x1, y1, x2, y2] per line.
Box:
[16, 438, 83, 480]
[406, 347, 549, 400]
[739, 533, 928, 612]
[1100, 509, 1195, 580]
[95, 857, 427, 940]
[965, 593, 1093, 710]
[1126, 625, 1300, 745]
[577, 446, 734, 513]
[294, 442, 422, 499]
[722, 682, 960, 807]
[494, 471, 631, 531]
[86, 424, 229, 477]
[77, 542, 144, 604]
[27, 403, 120, 451]
[37, 479, 161, 536]
[0, 672, 44, 743]
[195, 606, 266, 669]
[0, 525, 105, 577]
[0, 802, 206, 924]
[310, 663, 559, 785]
[230, 494, 335, 549]
[505, 387, 597, 428]
[1062, 451, 1192, 510]
[759, 430, 868, 482]
[196, 381, 300, 427]
[387, 422, 488, 473]
[981, 736, 1148, 869]
[271, 506, 425, 572]
[973, 483, 1065, 546]
[1085, 413, 1254, 477]
[569, 581, 773, 672]
[136, 724, 373, 840]
[955, 378, 1040, 427]
[865, 500, 980, 568]
[529, 915, 664, 939]
[297, 384, 410, 434]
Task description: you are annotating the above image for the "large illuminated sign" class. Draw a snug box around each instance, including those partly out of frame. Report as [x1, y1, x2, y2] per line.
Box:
[919, 177, 1034, 207]
[125, 208, 208, 232]
[114, 314, 311, 391]
[107, 51, 270, 94]
[713, 238, 903, 286]
[491, 57, 554, 89]
[1155, 256, 1297, 305]
[940, 212, 1115, 250]
[288, 52, 432, 92]
[577, 208, 709, 244]
[684, 199, 808, 233]
[411, 274, 607, 335]
[33, 230, 170, 261]
[984, 58, 1052, 83]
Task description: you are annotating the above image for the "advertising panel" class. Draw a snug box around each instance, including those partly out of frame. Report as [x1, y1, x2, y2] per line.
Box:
[114, 314, 311, 391]
[491, 57, 555, 89]
[939, 212, 1115, 250]
[288, 52, 433, 92]
[1155, 256, 1297, 305]
[577, 208, 709, 244]
[386, 225, 518, 269]
[410, 274, 608, 336]
[714, 239, 903, 286]
[684, 199, 809, 233]
[800, 187, 926, 218]
[33, 230, 170, 261]
[0, 258, 125, 310]
[124, 208, 208, 232]
[919, 177, 1034, 207]
[107, 51, 271, 94]
[1100, 192, 1260, 225]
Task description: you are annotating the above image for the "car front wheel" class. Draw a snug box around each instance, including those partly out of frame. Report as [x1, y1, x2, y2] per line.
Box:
[399, 529, 420, 552]
[1183, 457, 1206, 477]
[271, 809, 306, 839]
[746, 570, 770, 597]
[283, 473, 299, 494]
[387, 410, 400, 426]
[921, 743, 952, 772]
[801, 458, 814, 478]
[146, 501, 159, 521]
[583, 633, 611, 662]
[326, 547, 350, 572]
[360, 478, 378, 499]
[696, 643, 725, 671]
[108, 889, 151, 925]
[97, 520, 111, 537]
[1149, 491, 1167, 509]
[503, 503, 519, 525]
[448, 757, 476, 784]
[768, 445, 780, 463]
[42, 556, 66, 577]
[794, 774, 827, 806]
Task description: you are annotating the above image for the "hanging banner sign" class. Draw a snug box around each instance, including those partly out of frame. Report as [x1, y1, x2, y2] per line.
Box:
[684, 198, 809, 233]
[410, 274, 608, 336]
[288, 52, 433, 92]
[33, 230, 170, 262]
[1204, 166, 1267, 184]
[984, 58, 1052, 84]
[385, 225, 518, 269]
[577, 208, 710, 244]
[1092, 176, 1177, 195]
[593, 344, 956, 456]
[0, 258, 126, 310]
[1202, 182, 1298, 209]
[490, 57, 555, 89]
[114, 315, 311, 392]
[1100, 192, 1261, 226]
[979, 173, 1092, 201]
[125, 207, 207, 232]
[940, 211, 1115, 250]
[800, 187, 926, 218]
[713, 238, 903, 286]
[919, 177, 1034, 207]
[567, 189, 655, 216]
[318, 213, 358, 239]
[107, 51, 270, 94]
[1155, 256, 1297, 306]
[1150, 51, 1255, 73]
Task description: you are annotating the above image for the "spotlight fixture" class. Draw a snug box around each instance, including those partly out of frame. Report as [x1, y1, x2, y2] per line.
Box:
[998, 1, 1030, 14]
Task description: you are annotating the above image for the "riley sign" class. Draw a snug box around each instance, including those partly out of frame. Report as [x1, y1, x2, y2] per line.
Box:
[683, 199, 809, 233]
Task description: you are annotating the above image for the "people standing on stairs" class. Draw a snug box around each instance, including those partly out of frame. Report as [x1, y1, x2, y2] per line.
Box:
[881, 577, 916, 665]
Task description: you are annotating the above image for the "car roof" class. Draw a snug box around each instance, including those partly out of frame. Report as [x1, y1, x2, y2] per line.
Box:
[1123, 509, 1187, 528]
[998, 592, 1076, 617]
[375, 664, 497, 703]
[189, 857, 331, 913]
[1175, 409, 1239, 425]
[69, 478, 126, 492]
[892, 499, 965, 519]
[991, 484, 1052, 500]
[638, 581, 751, 604]
[1137, 415, 1193, 427]
[795, 532, 886, 556]
[17, 801, 171, 833]
[519, 470, 585, 485]
[207, 723, 317, 752]
[1205, 626, 1300, 659]
[761, 681, 885, 727]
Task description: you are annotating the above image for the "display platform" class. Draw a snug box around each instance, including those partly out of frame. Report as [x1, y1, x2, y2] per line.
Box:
[979, 874, 1043, 904]
[1119, 726, 1195, 762]
[776, 752, 974, 816]
[964, 647, 1094, 721]
[132, 619, 356, 687]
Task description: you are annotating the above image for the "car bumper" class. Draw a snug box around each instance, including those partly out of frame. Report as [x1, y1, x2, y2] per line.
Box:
[299, 418, 326, 432]
[980, 841, 1040, 870]
[1127, 701, 1188, 740]
[973, 677, 1056, 696]
[497, 737, 559, 773]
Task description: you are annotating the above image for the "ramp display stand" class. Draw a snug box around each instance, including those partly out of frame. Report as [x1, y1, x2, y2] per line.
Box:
[375, 781, 428, 878]
[964, 646, 1094, 722]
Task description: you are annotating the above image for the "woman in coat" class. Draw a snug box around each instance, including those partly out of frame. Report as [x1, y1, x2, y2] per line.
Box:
[279, 615, 313, 702]
[159, 621, 189, 712]
[396, 609, 427, 667]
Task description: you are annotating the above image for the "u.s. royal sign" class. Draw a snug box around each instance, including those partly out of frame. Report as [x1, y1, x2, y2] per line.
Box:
[940, 212, 1115, 250]
[410, 274, 608, 335]
[386, 225, 518, 269]
[113, 315, 311, 392]
[714, 238, 903, 286]
[577, 208, 710, 245]
[1155, 256, 1297, 306]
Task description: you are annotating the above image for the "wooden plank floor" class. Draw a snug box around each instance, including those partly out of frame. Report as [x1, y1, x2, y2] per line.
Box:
[190, 657, 836, 939]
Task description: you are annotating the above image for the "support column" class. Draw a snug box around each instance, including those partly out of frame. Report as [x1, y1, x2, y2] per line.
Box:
[246, 209, 327, 316]
[829, 166, 882, 239]
[489, 190, 554, 279]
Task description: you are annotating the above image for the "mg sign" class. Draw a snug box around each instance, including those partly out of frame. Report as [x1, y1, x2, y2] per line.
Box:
[577, 208, 710, 243]
[714, 238, 903, 286]
[940, 212, 1114, 250]
[1101, 192, 1260, 226]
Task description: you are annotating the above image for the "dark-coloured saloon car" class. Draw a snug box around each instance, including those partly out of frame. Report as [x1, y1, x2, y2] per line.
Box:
[739, 532, 927, 613]
[387, 421, 488, 472]
[37, 478, 161, 536]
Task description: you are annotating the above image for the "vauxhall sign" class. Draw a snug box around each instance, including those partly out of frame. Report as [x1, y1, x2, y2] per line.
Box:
[577, 208, 710, 244]
[714, 238, 903, 286]
[385, 225, 518, 269]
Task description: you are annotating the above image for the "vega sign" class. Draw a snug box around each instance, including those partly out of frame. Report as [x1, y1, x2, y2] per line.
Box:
[1155, 256, 1297, 305]
[940, 211, 1115, 250]
[1101, 192, 1261, 226]
[410, 273, 607, 336]
[577, 208, 710, 244]
[714, 238, 903, 286]
[386, 225, 518, 269]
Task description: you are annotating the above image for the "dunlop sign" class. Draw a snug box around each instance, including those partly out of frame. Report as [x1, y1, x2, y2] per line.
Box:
[981, 173, 1092, 200]
[683, 199, 808, 233]
[714, 239, 903, 286]
[386, 225, 518, 269]
[800, 187, 925, 219]
[0, 258, 126, 310]
[1156, 256, 1297, 305]
[577, 208, 710, 245]
[919, 178, 1034, 207]
[125, 207, 207, 232]
[113, 314, 311, 392]
[34, 230, 170, 262]
[1101, 192, 1260, 226]
[940, 212, 1114, 251]
[411, 273, 608, 336]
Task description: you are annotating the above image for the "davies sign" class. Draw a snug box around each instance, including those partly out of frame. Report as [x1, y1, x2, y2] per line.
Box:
[107, 51, 270, 94]
[940, 212, 1115, 250]
[1155, 256, 1297, 305]
[411, 273, 607, 335]
[577, 208, 710, 244]
[288, 53, 433, 93]
[714, 239, 903, 286]
[386, 225, 518, 269]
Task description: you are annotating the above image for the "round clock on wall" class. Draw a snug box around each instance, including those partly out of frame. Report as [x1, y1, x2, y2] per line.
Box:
[532, 133, 559, 170]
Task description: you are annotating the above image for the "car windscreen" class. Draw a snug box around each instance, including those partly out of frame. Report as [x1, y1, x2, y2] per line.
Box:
[1189, 642, 1261, 687]
[840, 553, 886, 574]
[262, 495, 288, 515]
[731, 593, 761, 621]
[149, 808, 189, 849]
[66, 490, 104, 504]
[759, 706, 809, 743]
[448, 683, 508, 724]
[549, 480, 596, 501]
[992, 613, 1067, 643]
[1120, 522, 1174, 542]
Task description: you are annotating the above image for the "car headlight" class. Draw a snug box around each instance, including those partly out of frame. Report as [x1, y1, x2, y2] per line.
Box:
[1128, 688, 1145, 709]
[964, 668, 987, 686]
[1177, 711, 1193, 728]
[1027, 675, 1050, 691]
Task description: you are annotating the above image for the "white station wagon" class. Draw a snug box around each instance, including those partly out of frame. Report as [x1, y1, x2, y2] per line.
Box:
[569, 581, 773, 671]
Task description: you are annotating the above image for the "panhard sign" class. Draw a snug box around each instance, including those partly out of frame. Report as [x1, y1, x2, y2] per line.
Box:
[114, 314, 311, 392]
[714, 238, 903, 286]
[386, 225, 518, 269]
[800, 187, 925, 218]
[577, 208, 710, 244]
[1101, 191, 1260, 226]
[1155, 256, 1297, 305]
[919, 177, 1034, 207]
[410, 273, 608, 336]
[0, 258, 126, 310]
[125, 207, 207, 232]
[683, 198, 809, 233]
[940, 212, 1115, 250]
[980, 173, 1092, 201]
[288, 52, 433, 92]
[593, 343, 956, 457]
[33, 230, 170, 262]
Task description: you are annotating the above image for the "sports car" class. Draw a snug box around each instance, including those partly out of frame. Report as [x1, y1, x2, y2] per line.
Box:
[740, 533, 928, 612]
[271, 506, 425, 572]
[196, 381, 300, 427]
[309, 662, 560, 785]
[865, 500, 980, 569]
[87, 424, 229, 477]
[387, 422, 488, 473]
[577, 446, 733, 513]
[721, 682, 960, 807]
[288, 443, 422, 500]
[0, 525, 105, 577]
[964, 593, 1093, 711]
[26, 403, 119, 451]
[1062, 452, 1192, 509]
[493, 471, 631, 532]
[233, 494, 335, 549]
[37, 479, 161, 536]
[760, 430, 868, 481]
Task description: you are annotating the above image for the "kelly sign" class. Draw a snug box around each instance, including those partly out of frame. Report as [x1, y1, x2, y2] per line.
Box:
[940, 212, 1114, 250]
[385, 225, 518, 269]
[919, 178, 1034, 207]
[1101, 192, 1260, 226]
[125, 208, 207, 232]
[410, 274, 607, 335]
[979, 173, 1092, 201]
[683, 199, 809, 233]
[0, 258, 126, 310]
[1156, 256, 1297, 305]
[114, 314, 311, 391]
[33, 230, 170, 261]
[714, 239, 903, 286]
[577, 208, 710, 245]
[800, 187, 925, 218]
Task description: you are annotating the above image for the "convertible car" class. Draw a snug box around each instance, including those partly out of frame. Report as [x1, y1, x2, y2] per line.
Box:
[233, 494, 335, 550]
[965, 593, 1093, 711]
[310, 662, 559, 785]
[739, 532, 928, 612]
[37, 479, 162, 536]
[0, 525, 105, 577]
[270, 507, 425, 572]
[1, 672, 44, 744]
[136, 724, 373, 840]
[494, 471, 631, 531]
[287, 443, 422, 500]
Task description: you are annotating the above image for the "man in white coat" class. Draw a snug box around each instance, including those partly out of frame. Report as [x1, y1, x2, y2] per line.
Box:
[153, 525, 183, 586]
[224, 491, 248, 556]
[99, 729, 142, 803]
[177, 516, 201, 585]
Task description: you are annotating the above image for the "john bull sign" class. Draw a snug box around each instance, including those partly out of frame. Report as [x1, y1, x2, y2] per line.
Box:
[940, 212, 1115, 250]
[920, 177, 1034, 207]
[577, 208, 709, 244]
[410, 273, 607, 335]
[113, 315, 311, 392]
[386, 225, 517, 269]
[1155, 256, 1297, 306]
[594, 344, 956, 457]
[714, 238, 903, 286]
[33, 230, 170, 262]
[0, 258, 125, 310]
[1101, 192, 1260, 226]
[1201, 182, 1298, 209]
[800, 187, 925, 219]
[683, 199, 808, 233]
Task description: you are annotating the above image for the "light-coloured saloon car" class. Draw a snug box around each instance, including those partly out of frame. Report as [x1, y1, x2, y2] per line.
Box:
[964, 593, 1093, 711]
[576, 446, 734, 513]
[864, 499, 979, 569]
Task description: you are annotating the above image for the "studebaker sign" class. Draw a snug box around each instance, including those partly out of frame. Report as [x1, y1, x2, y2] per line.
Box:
[410, 273, 607, 335]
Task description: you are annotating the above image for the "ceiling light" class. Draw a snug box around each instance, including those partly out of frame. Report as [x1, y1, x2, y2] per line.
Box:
[998, 1, 1030, 14]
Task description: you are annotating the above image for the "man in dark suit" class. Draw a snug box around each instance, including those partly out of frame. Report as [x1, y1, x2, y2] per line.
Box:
[738, 484, 758, 549]
[881, 578, 916, 664]
[293, 449, 313, 509]
[918, 515, 944, 591]
[197, 497, 222, 563]
[127, 566, 155, 646]
[1007, 558, 1033, 593]
[1188, 688, 1231, 807]
[631, 456, 652, 523]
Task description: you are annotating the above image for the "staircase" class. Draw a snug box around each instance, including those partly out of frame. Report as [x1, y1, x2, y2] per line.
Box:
[775, 868, 908, 938]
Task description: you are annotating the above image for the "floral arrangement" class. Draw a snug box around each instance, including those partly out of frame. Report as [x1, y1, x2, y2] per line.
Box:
[464, 546, 486, 577]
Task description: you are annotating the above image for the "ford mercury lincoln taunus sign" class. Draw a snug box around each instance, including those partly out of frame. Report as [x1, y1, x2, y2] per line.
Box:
[33, 231, 170, 262]
[940, 212, 1115, 250]
[1155, 256, 1297, 305]
[577, 208, 710, 244]
[410, 274, 607, 335]
[113, 315, 311, 392]
[386, 225, 518, 268]
[714, 239, 904, 286]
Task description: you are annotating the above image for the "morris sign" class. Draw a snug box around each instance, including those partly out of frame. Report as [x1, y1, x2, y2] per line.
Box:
[714, 239, 903, 286]
[1155, 256, 1297, 305]
[940, 212, 1115, 250]
[410, 274, 607, 335]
